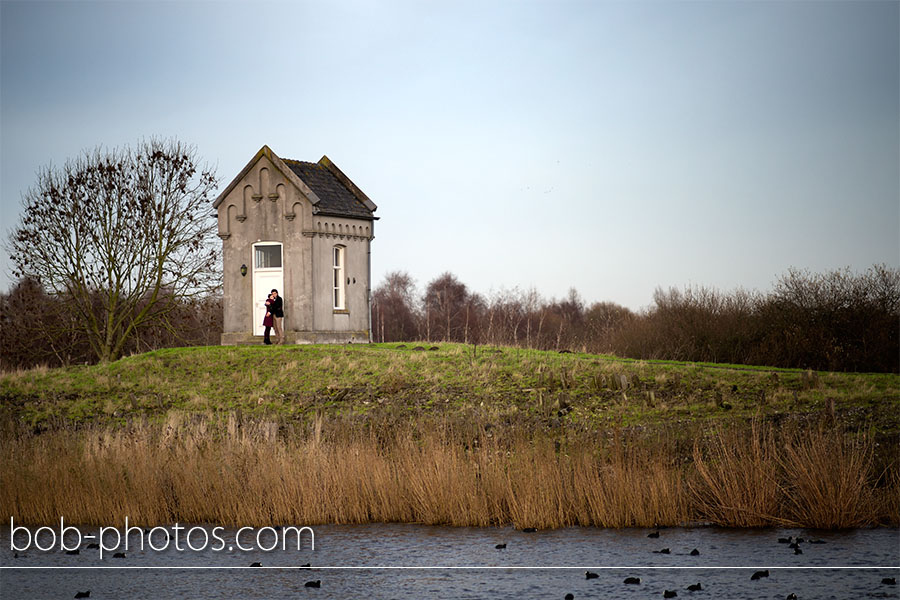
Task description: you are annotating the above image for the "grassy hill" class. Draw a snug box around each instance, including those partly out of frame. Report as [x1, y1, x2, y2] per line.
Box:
[2, 343, 897, 433]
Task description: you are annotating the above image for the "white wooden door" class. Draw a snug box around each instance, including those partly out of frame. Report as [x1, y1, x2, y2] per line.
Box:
[251, 243, 284, 336]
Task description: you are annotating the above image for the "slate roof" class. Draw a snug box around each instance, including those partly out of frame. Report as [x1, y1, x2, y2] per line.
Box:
[284, 158, 376, 220]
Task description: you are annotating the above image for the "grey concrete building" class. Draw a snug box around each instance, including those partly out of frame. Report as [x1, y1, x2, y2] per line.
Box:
[214, 146, 377, 345]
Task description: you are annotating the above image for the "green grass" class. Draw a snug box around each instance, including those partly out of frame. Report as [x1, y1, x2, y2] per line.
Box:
[2, 342, 898, 435]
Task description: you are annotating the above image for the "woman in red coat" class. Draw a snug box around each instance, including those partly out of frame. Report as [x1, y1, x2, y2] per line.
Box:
[262, 292, 275, 345]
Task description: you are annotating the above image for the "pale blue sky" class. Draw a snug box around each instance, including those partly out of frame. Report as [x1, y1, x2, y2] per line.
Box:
[1, 0, 897, 309]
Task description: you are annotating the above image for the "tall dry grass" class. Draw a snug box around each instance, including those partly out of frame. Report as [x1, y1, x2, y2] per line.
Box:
[690, 422, 898, 528]
[1, 416, 895, 528]
[570, 433, 687, 528]
[690, 422, 781, 527]
[779, 428, 878, 528]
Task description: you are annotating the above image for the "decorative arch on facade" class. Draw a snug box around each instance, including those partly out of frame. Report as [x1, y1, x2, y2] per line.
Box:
[258, 167, 270, 201]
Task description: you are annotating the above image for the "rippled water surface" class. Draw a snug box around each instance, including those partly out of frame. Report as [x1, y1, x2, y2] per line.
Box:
[2, 524, 898, 599]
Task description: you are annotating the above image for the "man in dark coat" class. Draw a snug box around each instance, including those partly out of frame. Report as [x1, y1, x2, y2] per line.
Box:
[270, 289, 285, 344]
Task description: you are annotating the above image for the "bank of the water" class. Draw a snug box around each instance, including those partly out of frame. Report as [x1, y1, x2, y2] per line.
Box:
[1, 344, 898, 529]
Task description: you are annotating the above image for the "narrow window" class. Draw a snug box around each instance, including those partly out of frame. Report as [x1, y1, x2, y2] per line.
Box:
[333, 245, 345, 310]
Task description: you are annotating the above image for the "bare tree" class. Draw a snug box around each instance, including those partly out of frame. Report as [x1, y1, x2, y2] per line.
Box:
[423, 272, 483, 343]
[584, 300, 634, 353]
[372, 270, 420, 342]
[8, 139, 219, 363]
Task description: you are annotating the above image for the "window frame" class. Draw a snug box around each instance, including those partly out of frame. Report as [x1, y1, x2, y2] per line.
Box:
[253, 243, 283, 270]
[332, 245, 346, 311]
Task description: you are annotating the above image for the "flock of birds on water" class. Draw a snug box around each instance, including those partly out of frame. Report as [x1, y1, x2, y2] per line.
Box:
[563, 530, 895, 600]
[10, 526, 899, 598]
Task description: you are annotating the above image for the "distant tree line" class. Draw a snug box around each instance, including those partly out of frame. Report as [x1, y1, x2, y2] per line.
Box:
[3, 264, 895, 373]
[373, 265, 899, 373]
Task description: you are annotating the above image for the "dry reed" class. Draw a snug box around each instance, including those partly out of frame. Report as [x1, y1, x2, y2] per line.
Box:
[1, 417, 894, 529]
[690, 422, 781, 526]
[779, 427, 877, 528]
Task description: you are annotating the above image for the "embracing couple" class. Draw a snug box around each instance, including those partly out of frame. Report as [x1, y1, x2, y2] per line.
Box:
[263, 289, 284, 345]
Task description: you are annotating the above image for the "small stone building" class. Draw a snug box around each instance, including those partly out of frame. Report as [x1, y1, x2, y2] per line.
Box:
[214, 145, 377, 344]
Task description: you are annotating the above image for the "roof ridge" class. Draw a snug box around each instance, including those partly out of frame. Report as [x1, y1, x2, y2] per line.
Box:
[282, 157, 319, 167]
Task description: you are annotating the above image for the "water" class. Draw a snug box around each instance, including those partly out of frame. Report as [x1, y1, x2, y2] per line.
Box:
[1, 524, 898, 599]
